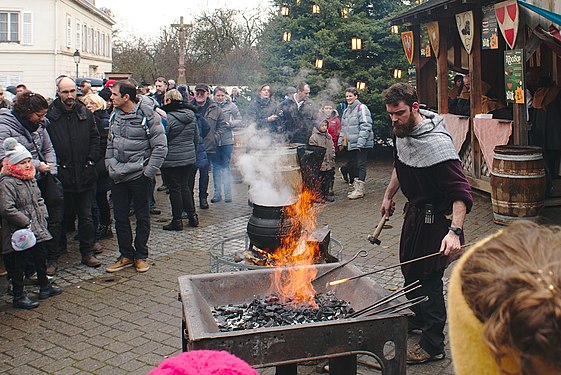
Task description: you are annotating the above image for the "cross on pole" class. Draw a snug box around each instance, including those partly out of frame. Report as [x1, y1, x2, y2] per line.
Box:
[171, 16, 192, 85]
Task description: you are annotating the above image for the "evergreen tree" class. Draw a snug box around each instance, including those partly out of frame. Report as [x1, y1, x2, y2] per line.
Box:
[259, 0, 409, 143]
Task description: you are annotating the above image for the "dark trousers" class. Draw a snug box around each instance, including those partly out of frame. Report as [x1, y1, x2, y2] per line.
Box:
[405, 271, 446, 356]
[37, 178, 64, 262]
[343, 149, 368, 182]
[209, 144, 234, 199]
[112, 176, 150, 260]
[96, 177, 112, 227]
[189, 164, 210, 202]
[63, 190, 95, 255]
[5, 242, 48, 296]
[162, 165, 196, 220]
[319, 168, 335, 198]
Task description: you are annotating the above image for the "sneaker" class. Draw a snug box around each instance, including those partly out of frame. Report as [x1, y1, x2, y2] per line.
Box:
[135, 259, 150, 273]
[150, 208, 161, 215]
[157, 185, 168, 192]
[106, 257, 134, 273]
[211, 196, 222, 203]
[406, 343, 445, 365]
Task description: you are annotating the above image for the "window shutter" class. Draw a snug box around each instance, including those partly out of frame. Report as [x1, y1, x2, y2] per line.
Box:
[76, 21, 81, 51]
[22, 12, 32, 45]
[66, 15, 72, 48]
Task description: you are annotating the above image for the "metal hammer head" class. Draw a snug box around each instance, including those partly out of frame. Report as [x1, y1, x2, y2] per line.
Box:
[367, 234, 381, 245]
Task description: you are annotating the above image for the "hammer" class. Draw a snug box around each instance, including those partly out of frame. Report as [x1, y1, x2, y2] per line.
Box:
[367, 216, 389, 245]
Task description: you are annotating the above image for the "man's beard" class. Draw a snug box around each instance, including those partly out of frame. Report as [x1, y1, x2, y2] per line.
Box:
[392, 113, 416, 138]
[64, 97, 75, 108]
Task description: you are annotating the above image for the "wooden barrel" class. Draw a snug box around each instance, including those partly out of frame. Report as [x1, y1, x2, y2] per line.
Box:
[490, 145, 546, 225]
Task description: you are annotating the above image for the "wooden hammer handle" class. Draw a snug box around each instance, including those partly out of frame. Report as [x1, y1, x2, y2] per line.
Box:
[371, 216, 388, 240]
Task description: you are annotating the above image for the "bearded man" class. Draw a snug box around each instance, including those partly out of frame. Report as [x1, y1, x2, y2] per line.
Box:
[380, 83, 473, 365]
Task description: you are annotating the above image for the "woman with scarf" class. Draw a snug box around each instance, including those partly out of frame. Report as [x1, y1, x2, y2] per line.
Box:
[245, 84, 279, 133]
[0, 91, 62, 277]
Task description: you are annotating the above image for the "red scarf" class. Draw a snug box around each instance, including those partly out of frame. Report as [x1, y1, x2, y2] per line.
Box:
[1, 158, 36, 180]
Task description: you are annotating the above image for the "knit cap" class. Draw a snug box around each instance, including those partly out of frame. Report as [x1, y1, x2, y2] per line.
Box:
[150, 350, 258, 375]
[3, 138, 32, 165]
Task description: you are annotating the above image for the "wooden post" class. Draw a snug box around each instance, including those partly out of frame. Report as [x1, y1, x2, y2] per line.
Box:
[513, 17, 528, 145]
[437, 20, 449, 113]
[470, 8, 483, 179]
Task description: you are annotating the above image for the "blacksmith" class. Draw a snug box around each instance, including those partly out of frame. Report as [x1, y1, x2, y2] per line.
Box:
[380, 83, 473, 364]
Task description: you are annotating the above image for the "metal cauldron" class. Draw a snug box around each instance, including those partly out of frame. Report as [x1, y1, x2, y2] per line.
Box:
[246, 202, 302, 252]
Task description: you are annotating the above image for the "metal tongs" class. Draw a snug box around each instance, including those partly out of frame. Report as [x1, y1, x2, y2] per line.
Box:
[311, 249, 369, 283]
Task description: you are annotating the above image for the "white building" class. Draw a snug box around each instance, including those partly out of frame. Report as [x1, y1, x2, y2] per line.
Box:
[0, 0, 114, 98]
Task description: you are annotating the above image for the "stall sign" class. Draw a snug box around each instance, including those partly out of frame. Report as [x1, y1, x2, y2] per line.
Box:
[495, 0, 519, 49]
[504, 49, 524, 104]
[420, 24, 431, 57]
[402, 31, 414, 65]
[407, 65, 417, 89]
[482, 5, 499, 49]
[456, 11, 474, 54]
[427, 21, 439, 57]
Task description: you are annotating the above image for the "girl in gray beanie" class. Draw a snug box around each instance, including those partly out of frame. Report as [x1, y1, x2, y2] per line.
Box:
[0, 137, 62, 309]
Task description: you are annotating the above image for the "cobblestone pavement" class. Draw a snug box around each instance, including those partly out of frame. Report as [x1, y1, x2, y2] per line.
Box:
[1, 148, 559, 374]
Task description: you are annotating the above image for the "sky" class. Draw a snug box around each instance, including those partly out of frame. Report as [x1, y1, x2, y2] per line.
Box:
[94, 0, 274, 38]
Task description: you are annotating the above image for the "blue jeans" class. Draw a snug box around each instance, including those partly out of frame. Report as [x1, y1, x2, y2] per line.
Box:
[209, 144, 234, 199]
[112, 176, 151, 260]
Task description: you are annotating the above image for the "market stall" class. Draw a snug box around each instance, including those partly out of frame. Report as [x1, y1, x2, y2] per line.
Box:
[391, 0, 561, 210]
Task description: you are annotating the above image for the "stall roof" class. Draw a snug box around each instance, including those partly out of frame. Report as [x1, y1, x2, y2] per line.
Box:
[390, 0, 496, 26]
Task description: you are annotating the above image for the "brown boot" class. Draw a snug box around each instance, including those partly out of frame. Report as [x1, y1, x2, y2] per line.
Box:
[45, 260, 57, 276]
[81, 253, 102, 268]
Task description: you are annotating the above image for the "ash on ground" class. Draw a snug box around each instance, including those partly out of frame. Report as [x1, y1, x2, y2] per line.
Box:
[212, 291, 355, 332]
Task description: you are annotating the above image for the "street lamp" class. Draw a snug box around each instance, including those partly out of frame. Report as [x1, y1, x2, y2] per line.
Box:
[73, 50, 81, 80]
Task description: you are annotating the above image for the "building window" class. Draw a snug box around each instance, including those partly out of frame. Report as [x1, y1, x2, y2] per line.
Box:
[83, 24, 87, 52]
[21, 12, 32, 45]
[100, 32, 105, 56]
[76, 21, 81, 51]
[66, 14, 72, 48]
[0, 11, 19, 42]
[93, 30, 98, 55]
[87, 27, 92, 53]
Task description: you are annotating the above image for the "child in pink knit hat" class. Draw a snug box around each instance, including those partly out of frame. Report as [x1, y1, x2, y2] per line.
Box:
[150, 350, 258, 375]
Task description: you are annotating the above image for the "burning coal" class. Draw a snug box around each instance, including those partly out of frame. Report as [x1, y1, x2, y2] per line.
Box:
[212, 291, 354, 332]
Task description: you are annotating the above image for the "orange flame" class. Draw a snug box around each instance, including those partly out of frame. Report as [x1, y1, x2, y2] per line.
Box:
[268, 188, 321, 307]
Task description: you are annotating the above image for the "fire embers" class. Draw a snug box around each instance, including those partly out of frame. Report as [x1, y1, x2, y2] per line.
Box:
[212, 291, 355, 332]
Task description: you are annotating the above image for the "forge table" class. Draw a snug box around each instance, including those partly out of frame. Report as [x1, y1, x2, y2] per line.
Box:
[179, 263, 410, 375]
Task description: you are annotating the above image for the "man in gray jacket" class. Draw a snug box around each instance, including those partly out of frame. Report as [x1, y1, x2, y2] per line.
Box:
[105, 80, 167, 273]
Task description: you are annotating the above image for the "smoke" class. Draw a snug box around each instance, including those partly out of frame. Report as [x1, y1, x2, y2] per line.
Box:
[236, 123, 301, 206]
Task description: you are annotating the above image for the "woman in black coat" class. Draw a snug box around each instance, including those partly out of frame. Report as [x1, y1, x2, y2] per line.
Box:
[161, 89, 199, 230]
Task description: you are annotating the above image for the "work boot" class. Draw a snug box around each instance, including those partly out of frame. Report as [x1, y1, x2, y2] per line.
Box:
[200, 198, 209, 209]
[39, 284, 63, 300]
[188, 213, 199, 227]
[106, 257, 134, 273]
[81, 253, 102, 268]
[163, 219, 183, 231]
[45, 260, 57, 276]
[348, 180, 365, 200]
[13, 292, 39, 309]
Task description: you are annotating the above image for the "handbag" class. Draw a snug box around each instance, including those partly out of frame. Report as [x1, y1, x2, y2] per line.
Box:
[11, 228, 36, 251]
[31, 138, 64, 206]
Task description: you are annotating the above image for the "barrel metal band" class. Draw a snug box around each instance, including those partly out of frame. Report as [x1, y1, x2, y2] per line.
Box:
[493, 153, 543, 161]
[491, 172, 546, 179]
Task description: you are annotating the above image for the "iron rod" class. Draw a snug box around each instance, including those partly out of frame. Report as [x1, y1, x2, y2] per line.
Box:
[350, 280, 421, 318]
[365, 295, 428, 317]
[312, 249, 368, 283]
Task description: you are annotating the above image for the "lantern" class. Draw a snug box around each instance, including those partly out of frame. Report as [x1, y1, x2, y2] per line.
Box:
[315, 58, 324, 69]
[393, 69, 403, 79]
[281, 5, 290, 16]
[312, 4, 320, 14]
[391, 25, 399, 34]
[351, 37, 362, 50]
[282, 32, 292, 42]
[356, 81, 366, 90]
[340, 7, 349, 18]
